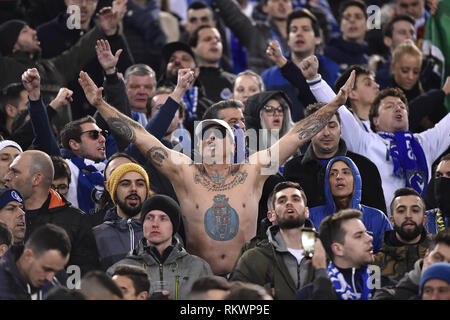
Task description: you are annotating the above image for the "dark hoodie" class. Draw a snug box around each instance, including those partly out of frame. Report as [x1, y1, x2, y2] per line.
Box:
[324, 36, 368, 73]
[25, 189, 100, 275]
[309, 156, 392, 253]
[244, 91, 295, 155]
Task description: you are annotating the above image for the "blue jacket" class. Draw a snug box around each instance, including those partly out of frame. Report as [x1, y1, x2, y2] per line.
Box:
[324, 36, 368, 73]
[261, 55, 340, 122]
[92, 207, 143, 271]
[309, 156, 392, 253]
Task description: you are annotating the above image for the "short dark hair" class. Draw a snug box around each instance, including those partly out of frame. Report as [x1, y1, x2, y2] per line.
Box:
[338, 0, 368, 24]
[0, 82, 25, 109]
[0, 221, 12, 247]
[287, 8, 320, 38]
[390, 187, 425, 215]
[428, 228, 450, 251]
[189, 25, 218, 48]
[305, 102, 341, 124]
[188, 1, 212, 11]
[112, 265, 150, 296]
[369, 87, 409, 132]
[319, 209, 363, 260]
[383, 14, 415, 39]
[225, 281, 271, 300]
[189, 275, 231, 299]
[439, 153, 450, 163]
[60, 115, 97, 150]
[51, 156, 71, 184]
[80, 270, 124, 300]
[202, 99, 243, 120]
[25, 223, 71, 258]
[148, 86, 186, 120]
[333, 65, 373, 108]
[268, 181, 307, 211]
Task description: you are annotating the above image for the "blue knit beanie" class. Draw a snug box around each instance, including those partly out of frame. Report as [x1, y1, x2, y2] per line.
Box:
[419, 262, 450, 296]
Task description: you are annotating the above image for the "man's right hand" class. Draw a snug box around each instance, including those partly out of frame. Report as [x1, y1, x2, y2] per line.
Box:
[171, 68, 197, 103]
[78, 71, 104, 107]
[21, 68, 41, 101]
[266, 40, 287, 68]
[312, 238, 327, 270]
[96, 39, 122, 75]
[299, 55, 319, 81]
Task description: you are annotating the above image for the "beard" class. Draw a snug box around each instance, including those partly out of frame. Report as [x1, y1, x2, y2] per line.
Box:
[117, 194, 143, 218]
[277, 214, 306, 230]
[394, 222, 423, 242]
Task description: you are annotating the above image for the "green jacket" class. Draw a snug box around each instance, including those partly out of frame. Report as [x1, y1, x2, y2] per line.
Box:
[229, 224, 315, 300]
[373, 229, 431, 281]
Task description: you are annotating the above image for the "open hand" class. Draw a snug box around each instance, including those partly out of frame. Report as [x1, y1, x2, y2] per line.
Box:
[21, 68, 41, 101]
[78, 71, 104, 107]
[299, 55, 319, 81]
[333, 70, 355, 106]
[96, 39, 122, 74]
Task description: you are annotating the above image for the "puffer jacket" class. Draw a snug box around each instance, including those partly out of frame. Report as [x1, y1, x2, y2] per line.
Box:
[93, 207, 143, 271]
[309, 156, 392, 253]
[107, 238, 212, 300]
[373, 229, 431, 281]
[229, 222, 316, 300]
[25, 189, 100, 275]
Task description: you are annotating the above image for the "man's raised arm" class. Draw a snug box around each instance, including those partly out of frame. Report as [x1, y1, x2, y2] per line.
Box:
[251, 70, 356, 171]
[77, 70, 191, 181]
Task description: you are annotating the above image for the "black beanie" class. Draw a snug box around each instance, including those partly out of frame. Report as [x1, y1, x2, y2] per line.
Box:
[141, 195, 181, 235]
[0, 20, 27, 56]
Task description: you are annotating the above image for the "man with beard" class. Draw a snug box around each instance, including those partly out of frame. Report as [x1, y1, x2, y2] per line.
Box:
[93, 163, 152, 271]
[426, 154, 450, 233]
[229, 181, 316, 300]
[373, 188, 432, 281]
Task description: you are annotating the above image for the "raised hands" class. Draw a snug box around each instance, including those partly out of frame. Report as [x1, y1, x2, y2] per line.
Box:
[333, 70, 355, 107]
[96, 39, 123, 75]
[78, 71, 104, 107]
[49, 88, 73, 110]
[299, 55, 319, 81]
[171, 68, 198, 102]
[21, 68, 41, 101]
[266, 40, 287, 68]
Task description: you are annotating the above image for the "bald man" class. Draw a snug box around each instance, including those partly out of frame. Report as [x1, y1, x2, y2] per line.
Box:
[4, 150, 100, 274]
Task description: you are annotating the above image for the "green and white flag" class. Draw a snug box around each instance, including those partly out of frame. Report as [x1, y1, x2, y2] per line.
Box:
[423, 1, 450, 110]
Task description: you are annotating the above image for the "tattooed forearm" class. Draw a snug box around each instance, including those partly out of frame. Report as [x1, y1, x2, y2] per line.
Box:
[146, 147, 169, 168]
[296, 107, 335, 140]
[107, 117, 137, 143]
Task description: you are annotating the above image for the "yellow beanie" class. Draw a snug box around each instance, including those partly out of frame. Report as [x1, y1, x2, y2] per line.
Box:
[107, 163, 151, 205]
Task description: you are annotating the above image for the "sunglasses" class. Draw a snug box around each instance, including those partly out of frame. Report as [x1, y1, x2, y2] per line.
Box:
[201, 126, 228, 140]
[262, 105, 284, 115]
[80, 129, 109, 140]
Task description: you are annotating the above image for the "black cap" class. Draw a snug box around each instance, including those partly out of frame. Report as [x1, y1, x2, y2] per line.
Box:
[0, 20, 27, 56]
[161, 41, 196, 65]
[141, 195, 181, 235]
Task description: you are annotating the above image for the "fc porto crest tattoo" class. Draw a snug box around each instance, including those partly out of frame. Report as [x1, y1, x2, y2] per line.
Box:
[204, 194, 239, 241]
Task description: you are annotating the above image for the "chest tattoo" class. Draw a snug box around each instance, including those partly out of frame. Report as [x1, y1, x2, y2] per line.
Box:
[204, 194, 239, 241]
[193, 165, 247, 192]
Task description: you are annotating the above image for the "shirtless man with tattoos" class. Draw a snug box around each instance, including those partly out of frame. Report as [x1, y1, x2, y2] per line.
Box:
[77, 67, 355, 275]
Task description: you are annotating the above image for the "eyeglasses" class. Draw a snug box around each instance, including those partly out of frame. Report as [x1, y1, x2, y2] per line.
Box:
[51, 184, 69, 193]
[80, 129, 109, 140]
[262, 105, 284, 115]
[201, 126, 228, 140]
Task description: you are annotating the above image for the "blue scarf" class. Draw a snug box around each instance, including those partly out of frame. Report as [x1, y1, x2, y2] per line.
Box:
[378, 131, 428, 197]
[71, 157, 105, 215]
[183, 87, 198, 121]
[328, 262, 372, 300]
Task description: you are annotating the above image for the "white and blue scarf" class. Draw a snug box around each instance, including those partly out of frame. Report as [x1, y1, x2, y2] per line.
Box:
[328, 262, 372, 300]
[70, 157, 105, 215]
[378, 131, 428, 197]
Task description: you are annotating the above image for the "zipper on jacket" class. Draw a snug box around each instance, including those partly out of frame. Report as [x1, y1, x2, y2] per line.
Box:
[351, 268, 357, 295]
[159, 264, 163, 281]
[175, 276, 180, 300]
[127, 218, 135, 251]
